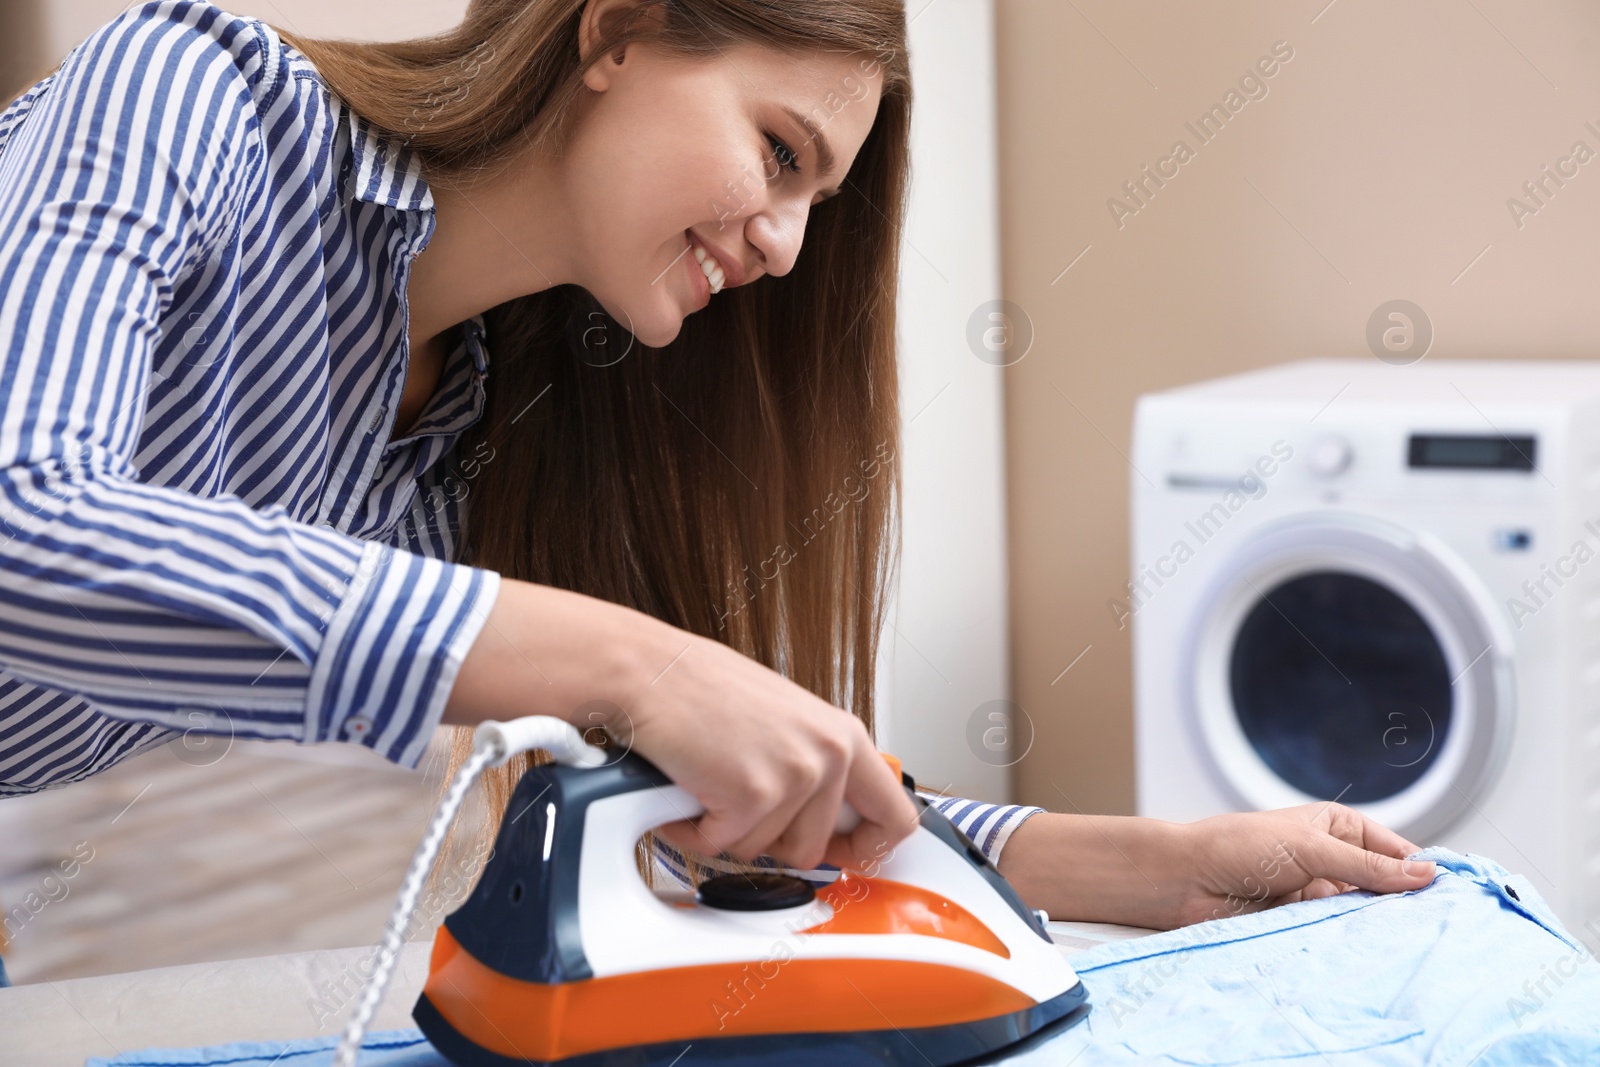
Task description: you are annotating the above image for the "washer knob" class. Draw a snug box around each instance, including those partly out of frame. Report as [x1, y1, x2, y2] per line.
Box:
[1310, 435, 1352, 478]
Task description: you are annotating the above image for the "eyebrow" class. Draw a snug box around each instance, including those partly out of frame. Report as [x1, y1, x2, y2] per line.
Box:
[781, 104, 842, 200]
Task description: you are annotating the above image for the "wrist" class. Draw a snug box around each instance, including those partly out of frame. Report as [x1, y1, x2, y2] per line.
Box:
[588, 603, 693, 732]
[441, 577, 679, 730]
[997, 811, 1195, 930]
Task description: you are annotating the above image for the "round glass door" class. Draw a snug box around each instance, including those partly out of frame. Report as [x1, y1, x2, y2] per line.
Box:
[1229, 571, 1453, 804]
[1185, 513, 1514, 839]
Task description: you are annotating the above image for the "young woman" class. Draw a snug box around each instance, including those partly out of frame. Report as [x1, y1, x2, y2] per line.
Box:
[0, 0, 1436, 987]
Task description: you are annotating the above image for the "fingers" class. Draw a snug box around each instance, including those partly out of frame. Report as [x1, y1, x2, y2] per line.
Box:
[802, 728, 921, 873]
[652, 816, 724, 858]
[1297, 876, 1354, 901]
[655, 715, 916, 871]
[1320, 802, 1424, 860]
[753, 768, 849, 869]
[714, 717, 870, 862]
[821, 828, 885, 873]
[742, 726, 916, 870]
[1304, 832, 1437, 894]
[701, 775, 820, 864]
[645, 777, 791, 863]
[835, 722, 920, 863]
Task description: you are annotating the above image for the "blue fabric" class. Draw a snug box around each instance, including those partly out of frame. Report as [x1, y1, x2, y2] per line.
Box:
[1001, 846, 1600, 1066]
[0, 952, 10, 988]
[84, 848, 1600, 1067]
[86, 1030, 439, 1067]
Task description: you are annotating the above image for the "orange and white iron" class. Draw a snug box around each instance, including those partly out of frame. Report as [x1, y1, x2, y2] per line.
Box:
[331, 715, 1090, 1067]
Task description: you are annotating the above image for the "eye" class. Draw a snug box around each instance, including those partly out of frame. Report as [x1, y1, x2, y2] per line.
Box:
[765, 132, 802, 176]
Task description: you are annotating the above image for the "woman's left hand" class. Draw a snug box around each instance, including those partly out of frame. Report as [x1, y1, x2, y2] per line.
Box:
[1171, 801, 1438, 927]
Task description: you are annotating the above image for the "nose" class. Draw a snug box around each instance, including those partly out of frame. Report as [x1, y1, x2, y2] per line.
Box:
[745, 198, 811, 279]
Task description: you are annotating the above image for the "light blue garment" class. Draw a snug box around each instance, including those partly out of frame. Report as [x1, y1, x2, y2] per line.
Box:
[998, 846, 1600, 1066]
[83, 848, 1600, 1067]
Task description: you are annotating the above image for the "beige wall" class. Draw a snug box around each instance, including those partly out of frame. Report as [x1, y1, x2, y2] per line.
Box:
[997, 0, 1600, 815]
[0, 0, 469, 94]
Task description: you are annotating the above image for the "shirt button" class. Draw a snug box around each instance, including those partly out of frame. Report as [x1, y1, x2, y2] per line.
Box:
[344, 715, 375, 739]
[370, 406, 386, 432]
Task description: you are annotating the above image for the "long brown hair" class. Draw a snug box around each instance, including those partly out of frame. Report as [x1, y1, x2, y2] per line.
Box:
[279, 0, 912, 890]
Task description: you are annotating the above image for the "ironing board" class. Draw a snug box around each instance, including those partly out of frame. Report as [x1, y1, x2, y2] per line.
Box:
[0, 920, 1158, 1066]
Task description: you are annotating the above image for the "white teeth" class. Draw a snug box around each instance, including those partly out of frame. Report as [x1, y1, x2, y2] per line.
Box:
[690, 239, 725, 294]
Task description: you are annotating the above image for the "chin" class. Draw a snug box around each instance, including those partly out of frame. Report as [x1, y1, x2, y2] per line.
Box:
[627, 303, 690, 348]
[636, 319, 683, 348]
[587, 290, 682, 350]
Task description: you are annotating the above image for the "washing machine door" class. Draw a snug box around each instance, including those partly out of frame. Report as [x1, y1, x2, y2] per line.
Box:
[1183, 511, 1515, 841]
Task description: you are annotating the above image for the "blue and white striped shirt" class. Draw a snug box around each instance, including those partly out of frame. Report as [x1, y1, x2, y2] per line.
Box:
[0, 1, 1042, 868]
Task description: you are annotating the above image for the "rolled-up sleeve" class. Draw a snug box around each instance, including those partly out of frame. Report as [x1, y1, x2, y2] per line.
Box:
[917, 792, 1046, 867]
[0, 2, 500, 769]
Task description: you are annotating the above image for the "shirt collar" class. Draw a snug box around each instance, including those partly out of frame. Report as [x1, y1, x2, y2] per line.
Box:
[463, 315, 489, 379]
[342, 101, 436, 215]
[334, 95, 493, 427]
[384, 315, 491, 454]
[336, 99, 489, 378]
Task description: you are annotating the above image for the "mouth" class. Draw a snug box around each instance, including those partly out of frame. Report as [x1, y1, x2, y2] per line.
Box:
[683, 232, 711, 310]
[684, 229, 734, 294]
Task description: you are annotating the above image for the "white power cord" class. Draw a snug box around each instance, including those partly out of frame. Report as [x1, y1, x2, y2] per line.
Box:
[331, 716, 607, 1067]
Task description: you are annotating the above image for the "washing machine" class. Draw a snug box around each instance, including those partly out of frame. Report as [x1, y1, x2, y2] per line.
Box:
[1130, 358, 1600, 944]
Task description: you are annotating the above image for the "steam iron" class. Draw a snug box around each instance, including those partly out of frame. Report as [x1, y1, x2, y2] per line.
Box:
[330, 716, 1089, 1067]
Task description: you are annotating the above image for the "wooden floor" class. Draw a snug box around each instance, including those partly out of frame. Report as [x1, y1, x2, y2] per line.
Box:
[0, 729, 496, 984]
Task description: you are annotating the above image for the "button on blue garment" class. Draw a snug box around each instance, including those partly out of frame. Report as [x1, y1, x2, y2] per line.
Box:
[83, 848, 1600, 1067]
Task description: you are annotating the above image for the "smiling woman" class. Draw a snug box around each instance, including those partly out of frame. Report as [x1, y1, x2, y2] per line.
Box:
[0, 0, 1032, 906]
[264, 0, 940, 889]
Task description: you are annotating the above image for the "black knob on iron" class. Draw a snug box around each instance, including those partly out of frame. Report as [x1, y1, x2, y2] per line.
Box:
[695, 873, 816, 911]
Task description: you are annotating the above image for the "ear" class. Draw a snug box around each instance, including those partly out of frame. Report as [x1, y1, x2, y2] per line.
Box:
[578, 0, 667, 92]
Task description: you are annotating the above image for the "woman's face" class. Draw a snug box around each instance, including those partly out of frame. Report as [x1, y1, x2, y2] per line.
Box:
[561, 22, 885, 348]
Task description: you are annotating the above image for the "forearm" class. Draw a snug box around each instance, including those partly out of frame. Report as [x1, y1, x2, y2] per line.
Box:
[440, 575, 676, 731]
[995, 811, 1194, 930]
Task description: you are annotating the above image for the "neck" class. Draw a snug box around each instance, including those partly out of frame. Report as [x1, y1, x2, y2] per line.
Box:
[407, 146, 578, 347]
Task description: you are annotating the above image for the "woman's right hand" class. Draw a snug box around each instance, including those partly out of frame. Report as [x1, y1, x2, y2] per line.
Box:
[442, 576, 920, 872]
